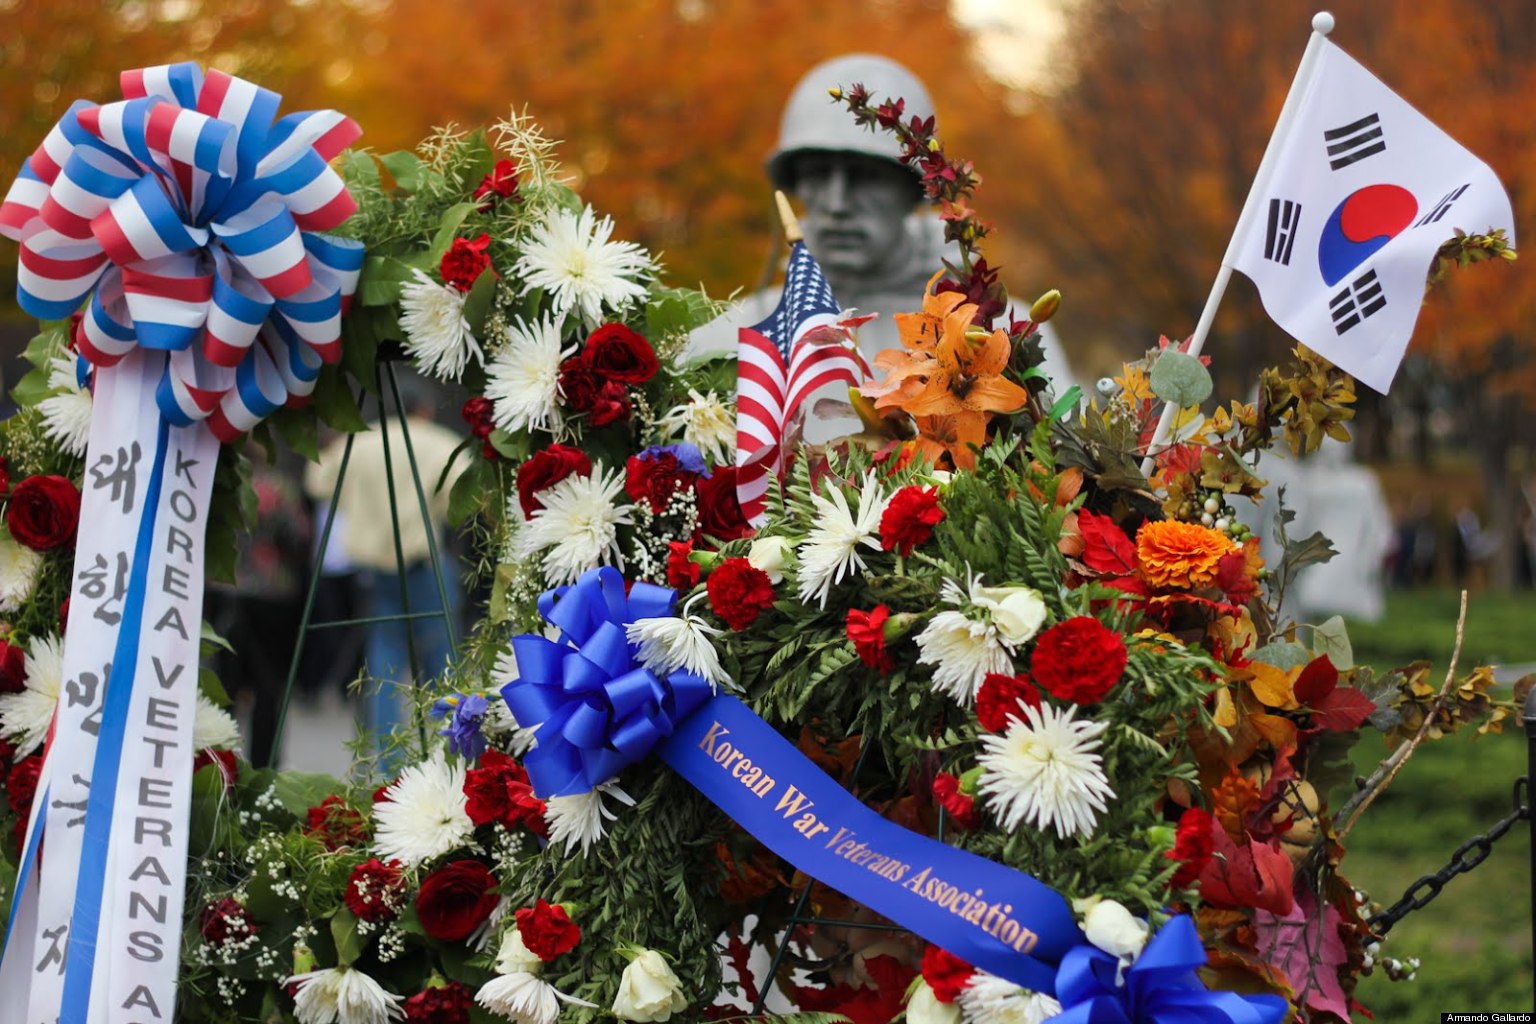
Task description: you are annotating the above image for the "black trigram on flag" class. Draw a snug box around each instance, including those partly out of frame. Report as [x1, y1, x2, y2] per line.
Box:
[1416, 183, 1470, 226]
[1324, 112, 1386, 170]
[1263, 198, 1302, 265]
[1328, 269, 1386, 334]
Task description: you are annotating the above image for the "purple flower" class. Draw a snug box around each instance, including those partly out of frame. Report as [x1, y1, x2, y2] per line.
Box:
[433, 692, 491, 759]
[636, 443, 710, 477]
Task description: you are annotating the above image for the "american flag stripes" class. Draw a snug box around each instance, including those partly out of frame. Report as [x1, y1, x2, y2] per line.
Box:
[735, 240, 868, 523]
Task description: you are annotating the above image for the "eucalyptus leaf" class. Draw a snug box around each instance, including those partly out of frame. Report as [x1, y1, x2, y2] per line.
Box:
[1250, 640, 1311, 670]
[1310, 615, 1354, 670]
[1149, 350, 1212, 407]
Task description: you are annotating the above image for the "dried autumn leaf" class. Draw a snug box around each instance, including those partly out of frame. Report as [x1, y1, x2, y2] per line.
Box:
[1246, 662, 1298, 710]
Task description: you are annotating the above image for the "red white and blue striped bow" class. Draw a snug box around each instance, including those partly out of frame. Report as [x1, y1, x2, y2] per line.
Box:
[0, 62, 365, 440]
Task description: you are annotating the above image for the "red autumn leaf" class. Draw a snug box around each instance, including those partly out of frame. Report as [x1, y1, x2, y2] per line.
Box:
[1198, 828, 1295, 916]
[1293, 655, 1338, 705]
[1253, 896, 1351, 1020]
[1077, 508, 1138, 577]
[1310, 686, 1376, 733]
[1214, 547, 1257, 604]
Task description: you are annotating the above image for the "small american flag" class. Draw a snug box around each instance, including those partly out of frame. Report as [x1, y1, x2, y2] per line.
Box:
[735, 240, 868, 523]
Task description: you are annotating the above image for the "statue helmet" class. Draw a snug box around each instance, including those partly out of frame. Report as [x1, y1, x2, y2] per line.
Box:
[766, 54, 936, 193]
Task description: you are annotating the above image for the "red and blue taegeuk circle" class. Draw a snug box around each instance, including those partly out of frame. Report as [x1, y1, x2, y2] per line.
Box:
[1317, 184, 1418, 286]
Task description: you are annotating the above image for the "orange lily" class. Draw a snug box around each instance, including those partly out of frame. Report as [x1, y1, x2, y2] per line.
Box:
[892, 270, 969, 353]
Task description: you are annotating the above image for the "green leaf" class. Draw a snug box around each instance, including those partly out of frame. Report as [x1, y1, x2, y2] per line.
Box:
[459, 128, 497, 186]
[341, 308, 386, 389]
[448, 457, 492, 526]
[331, 908, 364, 967]
[1149, 350, 1212, 408]
[198, 665, 232, 708]
[272, 771, 343, 817]
[1250, 641, 1311, 670]
[358, 255, 416, 308]
[340, 149, 381, 193]
[1048, 384, 1083, 422]
[271, 406, 320, 462]
[645, 286, 718, 339]
[12, 325, 66, 408]
[378, 150, 425, 193]
[312, 368, 368, 434]
[461, 267, 498, 335]
[428, 202, 481, 265]
[1310, 615, 1354, 670]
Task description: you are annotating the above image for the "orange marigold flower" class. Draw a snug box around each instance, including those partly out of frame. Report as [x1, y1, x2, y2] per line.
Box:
[1136, 519, 1234, 589]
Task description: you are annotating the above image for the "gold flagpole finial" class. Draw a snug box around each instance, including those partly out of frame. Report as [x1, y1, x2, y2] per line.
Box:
[774, 190, 803, 244]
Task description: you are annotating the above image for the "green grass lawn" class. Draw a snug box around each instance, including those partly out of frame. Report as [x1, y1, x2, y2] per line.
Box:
[1345, 588, 1536, 675]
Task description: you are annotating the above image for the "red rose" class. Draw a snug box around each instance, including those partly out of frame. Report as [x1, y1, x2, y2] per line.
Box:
[584, 323, 658, 384]
[975, 673, 1042, 732]
[58, 597, 70, 635]
[440, 233, 494, 292]
[474, 159, 521, 208]
[666, 540, 701, 590]
[305, 795, 367, 851]
[0, 456, 10, 499]
[7, 474, 81, 552]
[707, 557, 775, 631]
[465, 750, 547, 834]
[516, 445, 593, 519]
[880, 485, 944, 556]
[1167, 806, 1216, 888]
[695, 467, 752, 544]
[589, 380, 632, 427]
[557, 356, 600, 413]
[7, 754, 42, 815]
[416, 860, 499, 942]
[931, 773, 978, 832]
[0, 639, 25, 695]
[199, 897, 257, 946]
[514, 898, 581, 961]
[845, 605, 891, 673]
[193, 748, 239, 789]
[462, 397, 496, 441]
[345, 857, 408, 923]
[625, 452, 700, 514]
[403, 980, 474, 1024]
[920, 945, 975, 1003]
[1030, 616, 1128, 705]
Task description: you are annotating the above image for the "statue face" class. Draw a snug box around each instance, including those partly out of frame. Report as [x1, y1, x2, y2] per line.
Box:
[790, 152, 916, 283]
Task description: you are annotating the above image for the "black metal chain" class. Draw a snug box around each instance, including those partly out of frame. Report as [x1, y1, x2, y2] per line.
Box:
[1368, 775, 1530, 936]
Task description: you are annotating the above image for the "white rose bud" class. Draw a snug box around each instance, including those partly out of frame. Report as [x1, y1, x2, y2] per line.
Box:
[747, 536, 794, 584]
[972, 584, 1048, 646]
[611, 950, 688, 1022]
[1084, 899, 1149, 961]
[496, 927, 543, 976]
[907, 980, 962, 1024]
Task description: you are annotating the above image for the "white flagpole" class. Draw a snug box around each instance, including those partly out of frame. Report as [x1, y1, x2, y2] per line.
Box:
[1139, 11, 1337, 477]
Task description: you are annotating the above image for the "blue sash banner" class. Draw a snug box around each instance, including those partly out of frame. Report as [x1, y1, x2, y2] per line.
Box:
[658, 695, 1081, 993]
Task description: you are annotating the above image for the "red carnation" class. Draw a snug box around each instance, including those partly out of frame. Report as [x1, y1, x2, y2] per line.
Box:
[584, 323, 659, 384]
[931, 773, 978, 832]
[695, 467, 752, 544]
[193, 748, 239, 789]
[7, 754, 41, 815]
[920, 945, 975, 1004]
[464, 750, 547, 835]
[666, 540, 701, 590]
[0, 639, 25, 695]
[305, 795, 368, 851]
[7, 474, 81, 551]
[58, 597, 70, 635]
[514, 898, 581, 961]
[975, 673, 1042, 732]
[462, 397, 495, 440]
[625, 452, 701, 514]
[1030, 616, 1128, 705]
[707, 557, 775, 631]
[474, 159, 521, 208]
[589, 379, 632, 427]
[516, 445, 593, 519]
[199, 897, 257, 946]
[440, 233, 494, 292]
[1167, 806, 1216, 888]
[558, 357, 601, 413]
[345, 857, 408, 923]
[845, 605, 892, 673]
[403, 980, 474, 1024]
[880, 485, 944, 556]
[416, 860, 499, 942]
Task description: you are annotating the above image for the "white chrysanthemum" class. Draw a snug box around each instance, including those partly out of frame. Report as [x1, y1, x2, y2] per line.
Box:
[956, 971, 1061, 1024]
[485, 313, 571, 434]
[626, 612, 728, 690]
[193, 693, 242, 752]
[38, 355, 92, 457]
[287, 965, 404, 1024]
[515, 464, 632, 585]
[477, 970, 595, 1024]
[915, 579, 1013, 705]
[544, 782, 632, 856]
[795, 471, 890, 607]
[978, 702, 1114, 840]
[0, 634, 63, 756]
[372, 750, 474, 866]
[399, 269, 482, 382]
[0, 534, 44, 613]
[658, 389, 734, 465]
[513, 205, 652, 327]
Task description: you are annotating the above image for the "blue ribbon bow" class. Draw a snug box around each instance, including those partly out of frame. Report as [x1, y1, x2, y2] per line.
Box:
[502, 567, 715, 799]
[1052, 915, 1289, 1024]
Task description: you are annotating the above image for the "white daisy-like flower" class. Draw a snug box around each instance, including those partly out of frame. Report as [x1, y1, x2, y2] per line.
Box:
[0, 534, 44, 613]
[658, 389, 734, 465]
[38, 355, 92, 457]
[372, 750, 474, 866]
[476, 970, 595, 1024]
[626, 610, 728, 690]
[956, 971, 1061, 1024]
[978, 702, 1114, 840]
[915, 578, 1014, 705]
[287, 965, 404, 1024]
[398, 268, 482, 382]
[513, 204, 652, 327]
[795, 471, 890, 607]
[485, 313, 571, 435]
[0, 634, 63, 756]
[193, 693, 242, 752]
[544, 782, 633, 856]
[515, 463, 633, 585]
[484, 646, 537, 754]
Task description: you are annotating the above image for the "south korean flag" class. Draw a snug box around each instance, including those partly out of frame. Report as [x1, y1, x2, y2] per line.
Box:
[1230, 38, 1514, 392]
